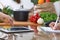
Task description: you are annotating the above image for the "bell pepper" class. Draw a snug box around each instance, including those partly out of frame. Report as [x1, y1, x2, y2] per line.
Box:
[38, 0, 44, 4]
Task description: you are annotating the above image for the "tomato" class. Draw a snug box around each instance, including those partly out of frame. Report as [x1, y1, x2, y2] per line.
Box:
[30, 15, 36, 22]
[30, 16, 34, 22]
[32, 18, 37, 23]
[30, 16, 36, 23]
[35, 13, 39, 16]
[35, 13, 40, 19]
[29, 13, 40, 23]
[46, 0, 50, 2]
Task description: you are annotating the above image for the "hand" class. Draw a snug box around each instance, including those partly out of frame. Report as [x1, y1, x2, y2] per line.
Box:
[0, 12, 13, 26]
[49, 22, 60, 30]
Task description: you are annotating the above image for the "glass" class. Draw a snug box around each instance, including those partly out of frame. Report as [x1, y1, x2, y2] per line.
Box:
[32, 28, 60, 40]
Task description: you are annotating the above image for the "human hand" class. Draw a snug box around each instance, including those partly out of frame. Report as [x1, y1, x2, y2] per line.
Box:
[49, 22, 60, 30]
[0, 12, 13, 26]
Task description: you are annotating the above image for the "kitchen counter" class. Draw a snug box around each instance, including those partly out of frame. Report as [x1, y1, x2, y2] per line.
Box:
[0, 21, 57, 40]
[5, 28, 60, 40]
[0, 21, 41, 40]
[32, 30, 60, 40]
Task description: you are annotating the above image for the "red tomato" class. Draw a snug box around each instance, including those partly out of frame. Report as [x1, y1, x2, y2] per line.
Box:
[32, 18, 37, 23]
[35, 13, 40, 20]
[46, 0, 50, 2]
[29, 13, 40, 23]
[30, 15, 37, 23]
[35, 13, 39, 17]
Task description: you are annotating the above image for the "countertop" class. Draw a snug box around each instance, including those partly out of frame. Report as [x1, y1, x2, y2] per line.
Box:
[32, 30, 60, 40]
[4, 29, 60, 40]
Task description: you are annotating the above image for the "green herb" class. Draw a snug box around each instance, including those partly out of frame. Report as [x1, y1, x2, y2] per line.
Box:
[40, 12, 57, 22]
[31, 0, 38, 5]
[50, 0, 59, 2]
[2, 6, 13, 16]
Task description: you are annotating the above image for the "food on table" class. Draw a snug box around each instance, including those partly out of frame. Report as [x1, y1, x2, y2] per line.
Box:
[40, 12, 57, 22]
[50, 0, 59, 2]
[36, 2, 55, 13]
[30, 13, 40, 23]
[3, 26, 11, 29]
[37, 18, 44, 24]
[38, 0, 44, 4]
[31, 0, 38, 5]
[2, 6, 13, 16]
[46, 0, 50, 2]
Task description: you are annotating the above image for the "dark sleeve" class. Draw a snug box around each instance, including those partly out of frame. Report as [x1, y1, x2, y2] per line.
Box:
[45, 20, 56, 27]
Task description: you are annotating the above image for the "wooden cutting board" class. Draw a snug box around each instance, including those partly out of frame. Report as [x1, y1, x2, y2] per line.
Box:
[0, 21, 40, 26]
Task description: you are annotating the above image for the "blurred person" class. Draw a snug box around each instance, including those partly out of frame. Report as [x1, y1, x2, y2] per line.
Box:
[0, 0, 34, 10]
[49, 22, 60, 30]
[0, 12, 13, 40]
[45, 20, 60, 30]
[0, 12, 13, 25]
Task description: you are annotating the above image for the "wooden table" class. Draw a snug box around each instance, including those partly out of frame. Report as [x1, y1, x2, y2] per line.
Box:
[0, 21, 40, 26]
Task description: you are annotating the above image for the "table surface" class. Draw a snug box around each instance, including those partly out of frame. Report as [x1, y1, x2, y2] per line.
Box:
[32, 30, 60, 40]
[1, 26, 60, 40]
[1, 21, 59, 40]
[8, 29, 60, 40]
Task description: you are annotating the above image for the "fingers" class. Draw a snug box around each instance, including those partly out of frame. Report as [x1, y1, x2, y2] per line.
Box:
[4, 16, 14, 26]
[8, 18, 14, 26]
[0, 12, 13, 26]
[49, 22, 55, 29]
[55, 23, 60, 30]
[49, 22, 60, 30]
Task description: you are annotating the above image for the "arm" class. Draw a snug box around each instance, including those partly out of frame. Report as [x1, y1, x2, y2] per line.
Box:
[49, 22, 60, 30]
[0, 12, 13, 26]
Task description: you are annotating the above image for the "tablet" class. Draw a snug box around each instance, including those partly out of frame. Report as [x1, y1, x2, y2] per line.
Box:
[0, 27, 34, 34]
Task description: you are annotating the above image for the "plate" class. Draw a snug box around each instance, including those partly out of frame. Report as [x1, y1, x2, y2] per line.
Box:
[37, 27, 60, 33]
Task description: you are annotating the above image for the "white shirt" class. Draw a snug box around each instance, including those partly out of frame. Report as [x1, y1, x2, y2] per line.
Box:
[0, 0, 20, 10]
[0, 0, 34, 11]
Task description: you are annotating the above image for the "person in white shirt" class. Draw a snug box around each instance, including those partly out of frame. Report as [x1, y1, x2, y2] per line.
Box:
[0, 0, 34, 39]
[0, 0, 15, 25]
[0, 12, 13, 25]
[0, 0, 34, 10]
[0, 0, 34, 28]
